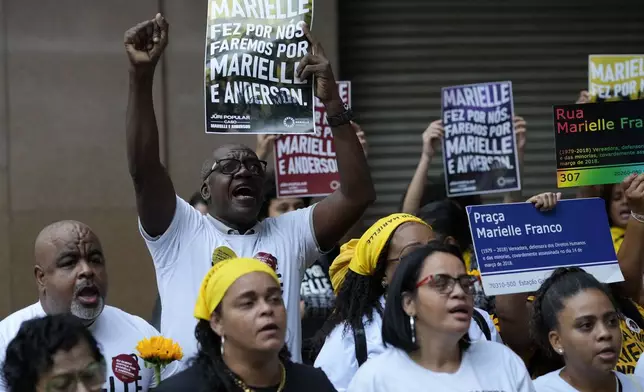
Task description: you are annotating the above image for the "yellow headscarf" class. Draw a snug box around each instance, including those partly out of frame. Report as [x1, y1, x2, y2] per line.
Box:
[194, 258, 280, 320]
[329, 213, 430, 294]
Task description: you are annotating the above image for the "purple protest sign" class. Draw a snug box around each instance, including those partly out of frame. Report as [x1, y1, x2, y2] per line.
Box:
[441, 81, 521, 197]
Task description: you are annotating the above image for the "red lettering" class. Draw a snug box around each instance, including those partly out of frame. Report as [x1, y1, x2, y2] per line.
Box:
[555, 108, 565, 120]
[556, 122, 569, 134]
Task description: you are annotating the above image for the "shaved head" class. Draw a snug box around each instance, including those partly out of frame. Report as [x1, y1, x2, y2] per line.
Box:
[35, 221, 100, 266]
[34, 220, 107, 325]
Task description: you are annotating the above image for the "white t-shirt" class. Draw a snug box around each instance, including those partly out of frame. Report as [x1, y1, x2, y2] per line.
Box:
[535, 369, 644, 392]
[0, 303, 178, 392]
[635, 355, 644, 379]
[140, 196, 321, 364]
[314, 296, 501, 392]
[347, 341, 534, 392]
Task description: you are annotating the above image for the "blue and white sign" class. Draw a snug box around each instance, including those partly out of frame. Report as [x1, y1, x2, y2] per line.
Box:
[466, 198, 623, 295]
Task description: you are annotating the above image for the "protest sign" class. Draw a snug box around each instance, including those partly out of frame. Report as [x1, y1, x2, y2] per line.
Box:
[554, 99, 644, 188]
[467, 199, 622, 296]
[274, 81, 351, 197]
[204, 0, 314, 134]
[589, 55, 644, 102]
[441, 81, 520, 197]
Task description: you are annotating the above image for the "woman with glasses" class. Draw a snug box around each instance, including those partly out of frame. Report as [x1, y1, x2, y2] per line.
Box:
[315, 214, 498, 391]
[154, 257, 336, 391]
[532, 267, 643, 392]
[2, 314, 105, 392]
[347, 242, 533, 392]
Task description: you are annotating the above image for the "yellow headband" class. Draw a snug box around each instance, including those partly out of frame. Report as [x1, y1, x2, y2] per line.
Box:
[329, 213, 430, 294]
[194, 258, 280, 320]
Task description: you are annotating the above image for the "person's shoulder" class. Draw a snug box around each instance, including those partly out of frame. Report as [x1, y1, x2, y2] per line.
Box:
[287, 361, 330, 380]
[533, 369, 563, 391]
[616, 372, 644, 391]
[0, 303, 45, 338]
[355, 347, 400, 374]
[155, 366, 200, 391]
[285, 361, 336, 391]
[101, 306, 159, 335]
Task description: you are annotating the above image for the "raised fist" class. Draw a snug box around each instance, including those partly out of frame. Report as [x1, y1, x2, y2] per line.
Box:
[124, 13, 169, 74]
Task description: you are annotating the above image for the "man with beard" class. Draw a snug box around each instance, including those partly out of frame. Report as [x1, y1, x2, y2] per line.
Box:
[0, 220, 178, 392]
[124, 14, 375, 364]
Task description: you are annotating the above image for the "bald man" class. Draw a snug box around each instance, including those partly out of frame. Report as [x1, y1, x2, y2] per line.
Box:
[124, 15, 375, 363]
[0, 220, 178, 392]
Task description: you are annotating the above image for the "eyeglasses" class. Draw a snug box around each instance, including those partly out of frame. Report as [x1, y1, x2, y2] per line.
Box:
[416, 274, 477, 295]
[45, 360, 106, 392]
[207, 158, 267, 178]
[385, 243, 427, 263]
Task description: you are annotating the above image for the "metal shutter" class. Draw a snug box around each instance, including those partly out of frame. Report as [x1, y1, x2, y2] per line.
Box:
[339, 0, 644, 226]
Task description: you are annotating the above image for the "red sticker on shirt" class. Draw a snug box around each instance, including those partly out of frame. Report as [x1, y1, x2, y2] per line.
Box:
[254, 252, 278, 271]
[111, 354, 140, 383]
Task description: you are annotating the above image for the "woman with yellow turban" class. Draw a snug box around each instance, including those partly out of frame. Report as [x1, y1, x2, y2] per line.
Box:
[155, 258, 337, 392]
[314, 213, 499, 391]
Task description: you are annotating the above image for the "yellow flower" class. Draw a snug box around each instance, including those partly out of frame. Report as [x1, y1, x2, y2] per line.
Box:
[136, 336, 183, 365]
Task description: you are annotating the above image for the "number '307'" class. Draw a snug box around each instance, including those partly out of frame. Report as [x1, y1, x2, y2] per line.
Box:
[560, 173, 580, 183]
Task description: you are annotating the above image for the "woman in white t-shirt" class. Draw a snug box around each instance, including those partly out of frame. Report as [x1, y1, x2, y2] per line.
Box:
[347, 241, 533, 392]
[532, 267, 644, 392]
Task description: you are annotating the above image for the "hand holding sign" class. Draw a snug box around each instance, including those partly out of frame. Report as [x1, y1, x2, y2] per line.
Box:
[256, 134, 278, 160]
[124, 13, 169, 75]
[513, 116, 527, 152]
[576, 90, 591, 104]
[296, 25, 339, 105]
[422, 120, 444, 159]
[623, 173, 644, 216]
[527, 192, 562, 212]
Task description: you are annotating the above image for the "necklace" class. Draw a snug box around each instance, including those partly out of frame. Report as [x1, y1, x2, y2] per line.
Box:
[229, 362, 286, 392]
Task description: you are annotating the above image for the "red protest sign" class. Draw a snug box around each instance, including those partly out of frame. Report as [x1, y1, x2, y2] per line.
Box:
[274, 82, 351, 198]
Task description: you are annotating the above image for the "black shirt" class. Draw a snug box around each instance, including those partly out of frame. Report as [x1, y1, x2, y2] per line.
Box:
[300, 247, 338, 364]
[155, 361, 337, 392]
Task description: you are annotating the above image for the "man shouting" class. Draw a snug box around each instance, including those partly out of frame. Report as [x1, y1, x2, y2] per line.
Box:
[0, 221, 177, 392]
[124, 14, 375, 363]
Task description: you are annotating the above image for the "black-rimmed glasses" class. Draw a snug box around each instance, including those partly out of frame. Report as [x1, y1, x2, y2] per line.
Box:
[206, 158, 267, 178]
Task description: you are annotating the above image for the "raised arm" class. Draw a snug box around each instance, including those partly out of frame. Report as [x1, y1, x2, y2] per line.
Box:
[503, 116, 527, 203]
[124, 14, 176, 237]
[614, 174, 644, 301]
[297, 27, 376, 251]
[401, 120, 443, 214]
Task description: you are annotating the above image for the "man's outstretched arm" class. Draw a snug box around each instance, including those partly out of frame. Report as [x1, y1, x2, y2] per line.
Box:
[297, 27, 376, 251]
[125, 13, 176, 237]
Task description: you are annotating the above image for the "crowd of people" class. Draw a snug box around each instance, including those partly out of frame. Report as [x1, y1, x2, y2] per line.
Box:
[0, 11, 644, 392]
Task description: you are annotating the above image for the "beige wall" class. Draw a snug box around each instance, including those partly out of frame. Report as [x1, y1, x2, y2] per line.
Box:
[0, 0, 338, 320]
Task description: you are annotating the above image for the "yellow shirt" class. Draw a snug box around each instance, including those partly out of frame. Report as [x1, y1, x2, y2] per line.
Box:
[611, 226, 625, 253]
[616, 301, 644, 374]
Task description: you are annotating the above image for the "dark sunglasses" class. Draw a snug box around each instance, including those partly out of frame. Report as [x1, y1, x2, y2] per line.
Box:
[206, 158, 267, 178]
[416, 274, 477, 295]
